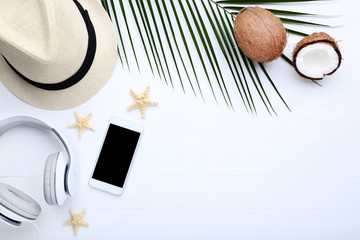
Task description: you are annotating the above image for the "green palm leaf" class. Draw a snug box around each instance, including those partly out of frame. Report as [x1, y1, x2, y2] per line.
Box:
[102, 0, 334, 114]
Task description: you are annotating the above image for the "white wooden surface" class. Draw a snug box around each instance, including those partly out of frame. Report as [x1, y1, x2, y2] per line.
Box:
[0, 1, 359, 239]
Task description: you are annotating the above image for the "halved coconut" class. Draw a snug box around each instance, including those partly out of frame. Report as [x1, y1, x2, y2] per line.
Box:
[292, 32, 342, 80]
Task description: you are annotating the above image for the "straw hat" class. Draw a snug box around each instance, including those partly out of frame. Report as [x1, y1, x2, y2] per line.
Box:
[0, 0, 117, 110]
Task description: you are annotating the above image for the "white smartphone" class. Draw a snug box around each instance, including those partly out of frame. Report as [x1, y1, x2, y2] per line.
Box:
[89, 116, 143, 195]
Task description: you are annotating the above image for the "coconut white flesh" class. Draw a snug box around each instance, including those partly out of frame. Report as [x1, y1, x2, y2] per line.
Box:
[295, 43, 339, 79]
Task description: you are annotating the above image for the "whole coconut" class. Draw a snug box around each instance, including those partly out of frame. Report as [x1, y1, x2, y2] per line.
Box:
[234, 7, 287, 63]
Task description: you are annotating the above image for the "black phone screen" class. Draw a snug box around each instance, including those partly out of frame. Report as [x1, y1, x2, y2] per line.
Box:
[92, 123, 141, 188]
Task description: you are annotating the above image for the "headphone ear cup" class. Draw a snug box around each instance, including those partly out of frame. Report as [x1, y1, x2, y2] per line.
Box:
[44, 152, 68, 206]
[0, 183, 41, 226]
[43, 153, 57, 205]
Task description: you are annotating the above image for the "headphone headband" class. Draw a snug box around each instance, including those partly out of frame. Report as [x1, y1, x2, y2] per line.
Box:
[0, 116, 71, 163]
[0, 116, 52, 134]
[0, 116, 75, 196]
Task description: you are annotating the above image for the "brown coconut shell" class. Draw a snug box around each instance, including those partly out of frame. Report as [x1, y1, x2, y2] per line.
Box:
[234, 7, 287, 63]
[292, 32, 342, 80]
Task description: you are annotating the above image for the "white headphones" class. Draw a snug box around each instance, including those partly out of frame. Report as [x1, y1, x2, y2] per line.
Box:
[0, 116, 77, 227]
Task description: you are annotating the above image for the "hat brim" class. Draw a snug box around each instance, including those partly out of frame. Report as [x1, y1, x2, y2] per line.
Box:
[0, 0, 117, 110]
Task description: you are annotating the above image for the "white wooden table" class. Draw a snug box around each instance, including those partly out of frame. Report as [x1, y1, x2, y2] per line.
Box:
[0, 1, 359, 239]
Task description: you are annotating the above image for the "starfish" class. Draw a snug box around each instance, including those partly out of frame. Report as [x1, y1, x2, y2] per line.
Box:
[67, 112, 95, 138]
[63, 209, 89, 235]
[127, 86, 158, 118]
